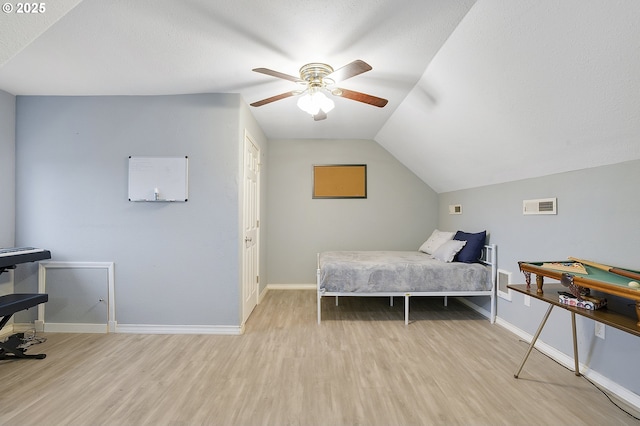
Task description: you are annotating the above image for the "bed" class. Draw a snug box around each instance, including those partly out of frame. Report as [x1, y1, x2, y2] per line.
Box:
[316, 243, 497, 325]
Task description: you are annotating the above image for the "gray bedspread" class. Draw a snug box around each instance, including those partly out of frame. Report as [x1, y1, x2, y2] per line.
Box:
[319, 251, 491, 293]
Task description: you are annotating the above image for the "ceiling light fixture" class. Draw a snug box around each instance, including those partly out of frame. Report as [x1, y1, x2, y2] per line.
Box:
[296, 90, 335, 116]
[251, 60, 388, 122]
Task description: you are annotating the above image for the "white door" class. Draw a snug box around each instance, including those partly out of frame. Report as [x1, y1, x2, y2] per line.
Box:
[242, 132, 260, 324]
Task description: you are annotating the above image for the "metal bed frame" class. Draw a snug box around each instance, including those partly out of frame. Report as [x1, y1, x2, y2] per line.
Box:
[316, 244, 497, 325]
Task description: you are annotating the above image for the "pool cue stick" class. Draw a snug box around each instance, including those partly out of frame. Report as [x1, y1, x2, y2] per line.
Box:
[568, 257, 640, 282]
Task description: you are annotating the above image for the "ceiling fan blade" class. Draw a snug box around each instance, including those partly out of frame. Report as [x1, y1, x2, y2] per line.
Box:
[252, 68, 302, 83]
[326, 60, 372, 83]
[250, 91, 298, 107]
[313, 111, 327, 121]
[334, 88, 388, 108]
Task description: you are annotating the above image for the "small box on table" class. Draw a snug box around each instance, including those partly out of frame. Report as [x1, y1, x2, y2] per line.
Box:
[558, 293, 607, 310]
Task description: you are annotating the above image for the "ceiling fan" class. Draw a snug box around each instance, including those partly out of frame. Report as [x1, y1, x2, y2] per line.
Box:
[250, 60, 388, 121]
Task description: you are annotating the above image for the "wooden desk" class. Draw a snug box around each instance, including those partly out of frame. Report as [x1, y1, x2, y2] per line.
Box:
[508, 284, 640, 378]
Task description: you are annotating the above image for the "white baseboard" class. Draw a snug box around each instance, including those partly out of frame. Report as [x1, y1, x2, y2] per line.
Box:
[116, 324, 243, 335]
[258, 286, 269, 304]
[495, 316, 640, 411]
[42, 322, 109, 333]
[267, 283, 316, 290]
[14, 322, 243, 335]
[3, 323, 46, 336]
[455, 297, 490, 319]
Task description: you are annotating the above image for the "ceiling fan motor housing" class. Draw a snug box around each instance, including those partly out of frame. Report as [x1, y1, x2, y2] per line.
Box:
[299, 63, 335, 90]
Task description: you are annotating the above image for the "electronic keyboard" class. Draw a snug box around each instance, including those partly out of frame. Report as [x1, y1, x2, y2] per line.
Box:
[0, 247, 46, 257]
[0, 247, 51, 273]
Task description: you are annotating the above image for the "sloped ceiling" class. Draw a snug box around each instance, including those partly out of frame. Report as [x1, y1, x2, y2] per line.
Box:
[377, 1, 640, 192]
[0, 0, 638, 193]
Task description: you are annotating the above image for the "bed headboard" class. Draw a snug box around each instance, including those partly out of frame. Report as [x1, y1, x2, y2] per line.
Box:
[480, 244, 497, 288]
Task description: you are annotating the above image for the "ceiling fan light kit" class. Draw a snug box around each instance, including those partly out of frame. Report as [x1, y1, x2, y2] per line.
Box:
[251, 60, 388, 121]
[297, 91, 334, 116]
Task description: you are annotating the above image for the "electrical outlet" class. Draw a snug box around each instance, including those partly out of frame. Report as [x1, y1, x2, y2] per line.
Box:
[524, 295, 530, 307]
[595, 322, 605, 339]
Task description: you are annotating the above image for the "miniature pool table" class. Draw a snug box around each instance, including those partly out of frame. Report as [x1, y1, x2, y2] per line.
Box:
[513, 259, 640, 379]
[518, 260, 640, 326]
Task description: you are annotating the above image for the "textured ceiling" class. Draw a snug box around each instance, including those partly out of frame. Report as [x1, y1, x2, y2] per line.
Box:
[1, 0, 639, 192]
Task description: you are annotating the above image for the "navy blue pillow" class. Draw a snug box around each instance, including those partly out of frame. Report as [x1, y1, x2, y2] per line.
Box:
[453, 230, 486, 263]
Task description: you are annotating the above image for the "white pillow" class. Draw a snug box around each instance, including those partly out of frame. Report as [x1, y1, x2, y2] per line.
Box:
[432, 240, 467, 262]
[418, 229, 455, 255]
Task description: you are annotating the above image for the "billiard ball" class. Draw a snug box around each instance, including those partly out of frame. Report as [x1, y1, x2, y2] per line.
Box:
[628, 281, 640, 289]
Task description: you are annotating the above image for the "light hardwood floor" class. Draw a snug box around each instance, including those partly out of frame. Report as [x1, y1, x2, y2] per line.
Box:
[1, 290, 638, 425]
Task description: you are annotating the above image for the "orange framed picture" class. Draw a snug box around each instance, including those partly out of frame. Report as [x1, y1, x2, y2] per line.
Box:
[312, 164, 367, 199]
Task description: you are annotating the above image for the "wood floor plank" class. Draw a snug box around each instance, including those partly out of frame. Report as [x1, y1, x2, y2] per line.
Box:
[0, 290, 638, 425]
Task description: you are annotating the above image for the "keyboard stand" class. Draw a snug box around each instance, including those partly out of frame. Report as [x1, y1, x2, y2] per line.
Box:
[0, 294, 49, 360]
[0, 264, 16, 275]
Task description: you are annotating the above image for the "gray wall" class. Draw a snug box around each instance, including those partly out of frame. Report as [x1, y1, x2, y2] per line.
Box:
[438, 160, 640, 394]
[14, 93, 267, 327]
[0, 90, 15, 291]
[267, 138, 439, 284]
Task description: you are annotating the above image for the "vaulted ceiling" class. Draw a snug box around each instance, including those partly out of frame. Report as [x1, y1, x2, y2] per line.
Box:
[1, 0, 639, 192]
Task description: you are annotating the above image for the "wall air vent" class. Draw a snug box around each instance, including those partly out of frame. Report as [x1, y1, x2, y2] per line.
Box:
[449, 204, 462, 215]
[523, 197, 557, 215]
